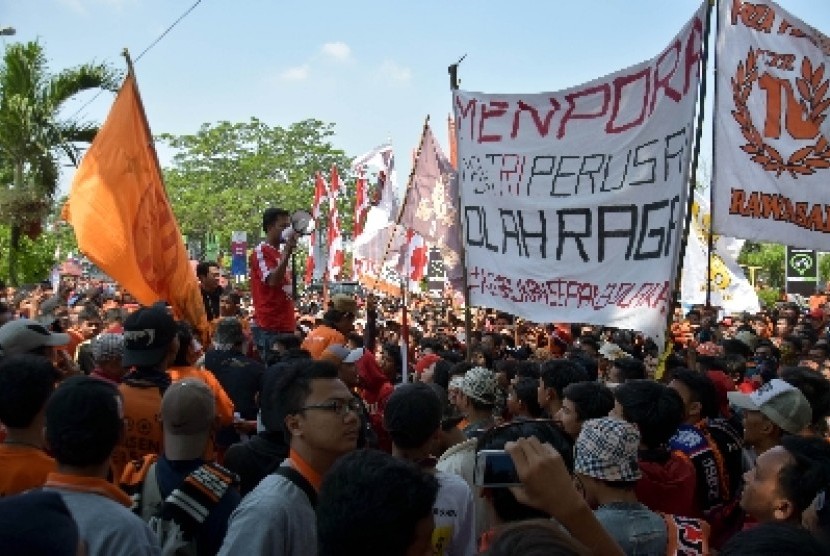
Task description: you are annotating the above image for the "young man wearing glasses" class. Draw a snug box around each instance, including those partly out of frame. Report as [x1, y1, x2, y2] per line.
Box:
[219, 360, 360, 556]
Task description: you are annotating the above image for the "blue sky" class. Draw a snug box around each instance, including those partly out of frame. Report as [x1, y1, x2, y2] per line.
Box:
[5, 0, 830, 194]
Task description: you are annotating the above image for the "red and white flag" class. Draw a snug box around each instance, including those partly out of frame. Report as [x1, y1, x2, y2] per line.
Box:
[327, 165, 345, 279]
[305, 172, 328, 285]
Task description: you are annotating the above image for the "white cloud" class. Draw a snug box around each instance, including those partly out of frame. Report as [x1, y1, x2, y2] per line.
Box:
[378, 60, 412, 86]
[279, 64, 310, 82]
[321, 42, 352, 62]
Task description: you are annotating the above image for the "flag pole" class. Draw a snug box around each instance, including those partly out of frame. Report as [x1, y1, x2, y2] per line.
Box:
[706, 0, 723, 309]
[658, 0, 716, 377]
[448, 61, 474, 362]
[368, 116, 431, 293]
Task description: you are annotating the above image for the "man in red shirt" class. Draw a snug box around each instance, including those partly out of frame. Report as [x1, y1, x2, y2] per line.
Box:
[249, 208, 298, 364]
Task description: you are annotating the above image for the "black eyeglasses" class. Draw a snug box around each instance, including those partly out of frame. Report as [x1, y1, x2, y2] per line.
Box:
[297, 398, 362, 417]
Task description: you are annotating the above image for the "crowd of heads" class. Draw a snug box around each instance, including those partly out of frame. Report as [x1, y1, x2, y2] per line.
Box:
[3, 269, 830, 554]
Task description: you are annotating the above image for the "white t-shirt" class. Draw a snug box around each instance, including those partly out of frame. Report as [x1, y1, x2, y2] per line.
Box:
[432, 470, 477, 556]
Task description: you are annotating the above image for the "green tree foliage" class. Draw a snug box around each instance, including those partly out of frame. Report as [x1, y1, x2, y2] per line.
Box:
[0, 202, 78, 286]
[0, 40, 119, 284]
[160, 118, 353, 252]
[738, 242, 785, 290]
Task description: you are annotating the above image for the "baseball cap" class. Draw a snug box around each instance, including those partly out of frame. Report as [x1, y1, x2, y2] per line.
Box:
[0, 319, 69, 357]
[161, 379, 215, 460]
[331, 294, 357, 315]
[122, 303, 177, 367]
[460, 366, 497, 405]
[727, 378, 812, 434]
[36, 296, 63, 326]
[384, 383, 443, 449]
[414, 353, 441, 375]
[574, 417, 641, 482]
[321, 344, 363, 364]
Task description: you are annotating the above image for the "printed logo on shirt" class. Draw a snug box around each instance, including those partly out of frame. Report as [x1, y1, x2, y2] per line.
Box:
[431, 525, 453, 556]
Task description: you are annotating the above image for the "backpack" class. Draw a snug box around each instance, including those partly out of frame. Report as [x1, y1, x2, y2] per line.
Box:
[120, 455, 238, 556]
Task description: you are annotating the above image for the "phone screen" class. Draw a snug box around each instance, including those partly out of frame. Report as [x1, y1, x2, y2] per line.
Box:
[474, 450, 521, 487]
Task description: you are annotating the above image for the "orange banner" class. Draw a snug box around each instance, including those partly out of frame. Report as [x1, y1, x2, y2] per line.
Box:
[63, 73, 208, 342]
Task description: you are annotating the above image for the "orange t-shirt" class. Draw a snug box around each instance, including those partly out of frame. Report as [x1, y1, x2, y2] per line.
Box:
[301, 325, 345, 360]
[112, 383, 164, 480]
[0, 444, 57, 497]
[168, 366, 235, 427]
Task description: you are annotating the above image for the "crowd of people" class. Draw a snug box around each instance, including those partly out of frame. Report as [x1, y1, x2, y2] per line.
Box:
[1, 207, 830, 555]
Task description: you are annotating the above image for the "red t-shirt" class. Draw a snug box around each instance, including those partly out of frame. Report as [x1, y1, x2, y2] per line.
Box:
[249, 242, 295, 332]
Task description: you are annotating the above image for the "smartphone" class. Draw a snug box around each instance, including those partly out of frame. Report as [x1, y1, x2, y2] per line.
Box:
[474, 450, 521, 487]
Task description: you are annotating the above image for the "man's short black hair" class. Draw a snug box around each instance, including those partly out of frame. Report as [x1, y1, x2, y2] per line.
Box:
[779, 435, 830, 516]
[0, 355, 58, 428]
[317, 449, 439, 556]
[46, 376, 122, 467]
[668, 368, 719, 420]
[614, 380, 685, 449]
[477, 420, 573, 523]
[611, 356, 646, 382]
[384, 383, 442, 450]
[568, 352, 599, 381]
[196, 261, 218, 278]
[264, 359, 339, 441]
[539, 359, 588, 399]
[262, 207, 290, 234]
[512, 376, 544, 418]
[562, 381, 614, 422]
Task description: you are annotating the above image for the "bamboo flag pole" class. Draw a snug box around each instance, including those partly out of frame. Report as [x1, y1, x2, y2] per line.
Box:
[448, 57, 473, 361]
[657, 0, 716, 379]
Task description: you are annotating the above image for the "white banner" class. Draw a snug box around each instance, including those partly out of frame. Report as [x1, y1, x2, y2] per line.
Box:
[453, 2, 706, 342]
[681, 190, 761, 314]
[713, 0, 830, 249]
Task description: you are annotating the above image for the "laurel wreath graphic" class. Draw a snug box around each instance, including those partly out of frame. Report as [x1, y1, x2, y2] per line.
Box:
[731, 48, 830, 177]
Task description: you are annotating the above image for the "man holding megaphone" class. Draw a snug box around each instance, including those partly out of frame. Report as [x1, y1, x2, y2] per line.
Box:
[249, 207, 299, 364]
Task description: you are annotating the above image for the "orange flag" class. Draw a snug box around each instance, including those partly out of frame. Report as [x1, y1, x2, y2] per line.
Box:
[63, 73, 209, 342]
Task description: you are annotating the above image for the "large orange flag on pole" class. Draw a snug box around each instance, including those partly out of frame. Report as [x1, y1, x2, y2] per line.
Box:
[63, 70, 209, 341]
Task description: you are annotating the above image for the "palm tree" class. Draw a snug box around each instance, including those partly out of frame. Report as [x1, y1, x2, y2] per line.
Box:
[0, 40, 119, 284]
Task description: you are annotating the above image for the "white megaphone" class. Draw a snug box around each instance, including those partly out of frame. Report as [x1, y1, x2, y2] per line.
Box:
[282, 209, 316, 242]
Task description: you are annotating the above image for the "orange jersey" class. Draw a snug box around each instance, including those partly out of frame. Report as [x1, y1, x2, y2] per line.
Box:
[0, 444, 57, 497]
[112, 382, 164, 480]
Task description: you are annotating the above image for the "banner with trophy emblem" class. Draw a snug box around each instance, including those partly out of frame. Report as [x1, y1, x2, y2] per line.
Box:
[713, 0, 830, 249]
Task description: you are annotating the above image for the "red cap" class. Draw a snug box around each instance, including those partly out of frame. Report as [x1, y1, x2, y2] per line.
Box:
[414, 353, 441, 375]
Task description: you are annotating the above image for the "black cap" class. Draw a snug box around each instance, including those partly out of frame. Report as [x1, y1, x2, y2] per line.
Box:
[122, 302, 176, 367]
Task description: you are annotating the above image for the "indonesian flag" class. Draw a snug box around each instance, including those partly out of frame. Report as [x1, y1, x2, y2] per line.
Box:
[327, 165, 345, 279]
[305, 172, 327, 285]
